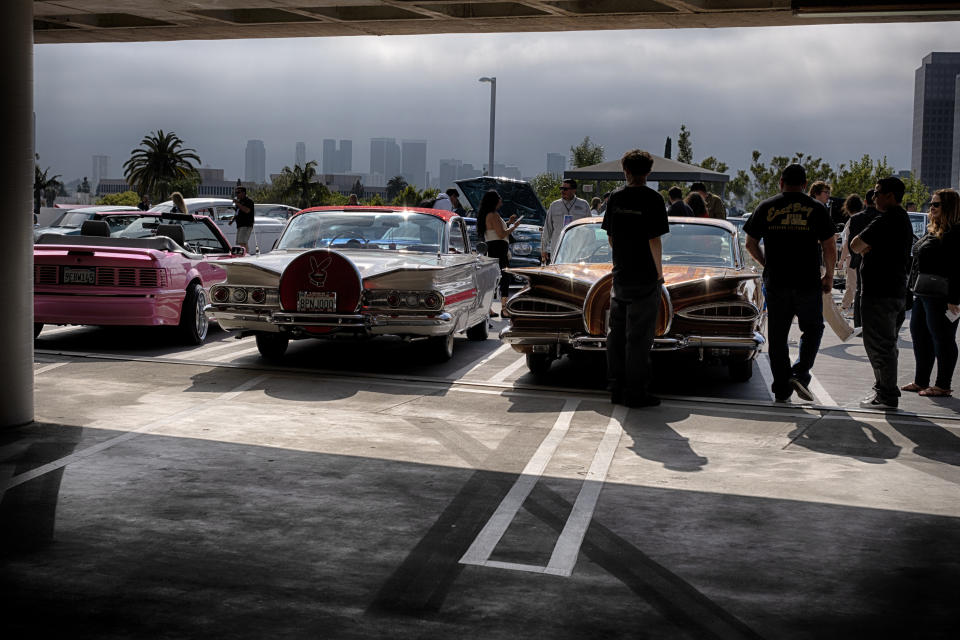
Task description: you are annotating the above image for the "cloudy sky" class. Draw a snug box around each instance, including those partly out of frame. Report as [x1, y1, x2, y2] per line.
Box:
[33, 20, 960, 186]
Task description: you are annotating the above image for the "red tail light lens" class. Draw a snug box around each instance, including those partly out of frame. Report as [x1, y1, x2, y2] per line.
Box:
[250, 288, 266, 304]
[212, 286, 229, 303]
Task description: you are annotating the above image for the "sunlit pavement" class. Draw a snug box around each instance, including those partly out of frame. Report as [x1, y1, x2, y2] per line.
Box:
[4, 306, 959, 639]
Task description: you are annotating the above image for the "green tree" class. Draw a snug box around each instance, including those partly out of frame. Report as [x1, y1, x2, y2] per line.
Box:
[123, 130, 200, 202]
[251, 172, 292, 205]
[96, 190, 141, 206]
[698, 156, 729, 198]
[367, 193, 386, 206]
[664, 136, 672, 159]
[34, 162, 61, 213]
[393, 185, 422, 206]
[386, 175, 408, 201]
[531, 172, 563, 210]
[741, 151, 836, 211]
[570, 136, 604, 168]
[676, 125, 693, 164]
[278, 161, 328, 209]
[902, 173, 930, 211]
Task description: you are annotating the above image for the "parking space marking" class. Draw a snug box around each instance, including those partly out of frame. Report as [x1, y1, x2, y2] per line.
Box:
[486, 353, 528, 384]
[545, 405, 626, 577]
[36, 325, 83, 336]
[460, 398, 580, 566]
[807, 374, 837, 407]
[34, 362, 69, 375]
[207, 346, 262, 362]
[166, 337, 251, 360]
[2, 374, 271, 492]
[756, 354, 776, 402]
[449, 343, 511, 380]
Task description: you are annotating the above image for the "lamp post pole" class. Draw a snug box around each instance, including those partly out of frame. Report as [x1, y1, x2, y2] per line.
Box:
[479, 77, 496, 176]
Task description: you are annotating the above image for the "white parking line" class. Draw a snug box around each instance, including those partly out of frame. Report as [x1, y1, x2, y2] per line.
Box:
[756, 354, 776, 401]
[486, 353, 528, 384]
[167, 337, 252, 360]
[1, 374, 270, 492]
[450, 343, 511, 380]
[34, 362, 69, 375]
[207, 346, 262, 362]
[36, 325, 83, 336]
[460, 398, 580, 566]
[807, 374, 837, 407]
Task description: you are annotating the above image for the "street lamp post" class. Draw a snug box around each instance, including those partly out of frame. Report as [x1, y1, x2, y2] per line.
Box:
[479, 77, 496, 177]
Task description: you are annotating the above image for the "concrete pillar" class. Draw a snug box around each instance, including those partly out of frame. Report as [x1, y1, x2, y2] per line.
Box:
[1, 1, 34, 427]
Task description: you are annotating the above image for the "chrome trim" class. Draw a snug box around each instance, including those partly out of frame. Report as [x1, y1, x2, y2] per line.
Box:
[209, 305, 452, 329]
[661, 283, 674, 335]
[676, 301, 760, 322]
[502, 326, 764, 354]
[505, 295, 582, 317]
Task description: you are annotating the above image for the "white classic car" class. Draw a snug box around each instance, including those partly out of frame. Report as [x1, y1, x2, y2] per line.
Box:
[209, 206, 501, 360]
[149, 197, 286, 254]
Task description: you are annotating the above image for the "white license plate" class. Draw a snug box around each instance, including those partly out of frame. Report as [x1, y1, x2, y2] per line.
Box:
[297, 291, 336, 312]
[63, 267, 96, 285]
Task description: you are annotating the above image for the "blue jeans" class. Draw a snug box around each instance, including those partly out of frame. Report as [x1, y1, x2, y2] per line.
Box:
[909, 295, 959, 390]
[765, 286, 824, 399]
[607, 281, 660, 399]
[862, 296, 906, 403]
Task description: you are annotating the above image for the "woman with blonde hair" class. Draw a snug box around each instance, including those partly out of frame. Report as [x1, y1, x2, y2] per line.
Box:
[170, 191, 188, 214]
[902, 188, 960, 397]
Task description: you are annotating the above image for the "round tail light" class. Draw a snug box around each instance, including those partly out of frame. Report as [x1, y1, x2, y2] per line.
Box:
[404, 294, 420, 307]
[387, 292, 400, 307]
[250, 288, 266, 304]
[231, 288, 248, 303]
[423, 293, 442, 310]
[212, 286, 229, 303]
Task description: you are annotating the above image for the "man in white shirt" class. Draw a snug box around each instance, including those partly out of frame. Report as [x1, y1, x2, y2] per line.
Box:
[542, 179, 591, 264]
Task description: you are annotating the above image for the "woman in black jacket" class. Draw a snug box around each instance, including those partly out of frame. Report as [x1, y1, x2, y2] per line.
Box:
[903, 188, 960, 397]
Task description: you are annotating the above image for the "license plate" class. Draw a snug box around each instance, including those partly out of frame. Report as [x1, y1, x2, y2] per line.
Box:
[297, 291, 336, 312]
[63, 267, 96, 285]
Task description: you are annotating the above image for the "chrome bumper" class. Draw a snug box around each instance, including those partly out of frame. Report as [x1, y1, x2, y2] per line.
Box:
[500, 327, 765, 354]
[209, 305, 453, 336]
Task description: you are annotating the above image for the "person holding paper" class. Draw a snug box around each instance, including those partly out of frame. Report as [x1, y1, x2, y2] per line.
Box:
[902, 188, 960, 398]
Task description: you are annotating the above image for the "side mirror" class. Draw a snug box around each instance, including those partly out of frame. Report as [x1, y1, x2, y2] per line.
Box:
[230, 246, 246, 256]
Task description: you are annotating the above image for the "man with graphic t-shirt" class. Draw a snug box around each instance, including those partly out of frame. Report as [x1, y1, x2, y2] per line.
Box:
[850, 176, 913, 410]
[601, 150, 670, 408]
[744, 164, 836, 403]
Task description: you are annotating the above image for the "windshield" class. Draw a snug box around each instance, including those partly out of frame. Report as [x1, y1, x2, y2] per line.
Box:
[278, 211, 446, 253]
[56, 212, 93, 227]
[554, 221, 736, 268]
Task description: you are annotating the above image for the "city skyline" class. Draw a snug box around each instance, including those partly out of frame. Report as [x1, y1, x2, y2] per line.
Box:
[34, 23, 960, 190]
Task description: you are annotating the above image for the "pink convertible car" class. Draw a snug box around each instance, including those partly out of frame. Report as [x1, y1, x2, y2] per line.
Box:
[34, 212, 241, 344]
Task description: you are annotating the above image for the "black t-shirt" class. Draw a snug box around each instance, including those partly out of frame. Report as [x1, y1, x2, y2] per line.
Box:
[235, 196, 255, 228]
[668, 200, 694, 217]
[743, 191, 834, 289]
[859, 205, 914, 298]
[846, 207, 880, 270]
[601, 185, 669, 285]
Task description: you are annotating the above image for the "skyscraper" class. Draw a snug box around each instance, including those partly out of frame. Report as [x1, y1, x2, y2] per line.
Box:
[438, 159, 462, 189]
[911, 52, 960, 192]
[245, 139, 266, 184]
[546, 153, 566, 178]
[401, 140, 427, 188]
[91, 155, 109, 192]
[323, 139, 353, 173]
[295, 142, 306, 167]
[370, 137, 401, 180]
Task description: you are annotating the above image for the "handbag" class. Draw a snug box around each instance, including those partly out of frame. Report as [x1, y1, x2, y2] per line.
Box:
[910, 272, 949, 297]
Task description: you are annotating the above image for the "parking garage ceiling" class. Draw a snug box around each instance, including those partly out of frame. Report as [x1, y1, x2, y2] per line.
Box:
[32, 1, 960, 44]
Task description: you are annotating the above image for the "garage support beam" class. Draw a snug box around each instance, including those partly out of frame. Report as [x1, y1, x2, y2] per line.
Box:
[1, 1, 35, 427]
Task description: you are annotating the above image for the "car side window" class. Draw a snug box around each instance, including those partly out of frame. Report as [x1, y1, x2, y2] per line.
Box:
[450, 219, 467, 254]
[213, 206, 236, 221]
[183, 220, 228, 253]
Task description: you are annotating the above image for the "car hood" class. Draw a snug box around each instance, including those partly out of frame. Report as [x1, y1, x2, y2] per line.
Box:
[456, 176, 547, 227]
[506, 263, 747, 287]
[220, 249, 450, 283]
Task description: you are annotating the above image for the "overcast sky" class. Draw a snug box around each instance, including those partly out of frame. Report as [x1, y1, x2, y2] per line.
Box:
[33, 21, 960, 186]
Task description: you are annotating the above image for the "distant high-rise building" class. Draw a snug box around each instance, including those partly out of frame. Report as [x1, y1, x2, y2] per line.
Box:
[370, 137, 401, 180]
[323, 139, 353, 173]
[401, 140, 427, 188]
[295, 142, 306, 167]
[91, 155, 109, 191]
[245, 139, 266, 184]
[912, 52, 960, 192]
[438, 159, 462, 189]
[546, 153, 566, 178]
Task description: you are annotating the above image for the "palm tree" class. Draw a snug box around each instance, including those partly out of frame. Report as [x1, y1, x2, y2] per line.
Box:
[278, 161, 329, 209]
[386, 175, 408, 201]
[123, 130, 200, 202]
[34, 162, 61, 214]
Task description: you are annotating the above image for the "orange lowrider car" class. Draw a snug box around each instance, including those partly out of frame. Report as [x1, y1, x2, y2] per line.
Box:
[500, 216, 766, 381]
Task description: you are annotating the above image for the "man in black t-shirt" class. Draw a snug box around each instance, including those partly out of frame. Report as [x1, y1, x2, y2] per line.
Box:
[743, 164, 836, 402]
[230, 186, 255, 252]
[850, 176, 914, 410]
[601, 149, 670, 408]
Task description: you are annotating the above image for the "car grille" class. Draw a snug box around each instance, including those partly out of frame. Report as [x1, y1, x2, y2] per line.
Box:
[506, 297, 581, 317]
[34, 265, 168, 288]
[677, 302, 758, 322]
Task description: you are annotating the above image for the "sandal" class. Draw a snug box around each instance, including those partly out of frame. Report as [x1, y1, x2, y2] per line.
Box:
[901, 383, 925, 392]
[919, 386, 952, 397]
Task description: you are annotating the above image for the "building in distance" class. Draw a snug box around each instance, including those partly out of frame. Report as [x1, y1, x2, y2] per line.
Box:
[295, 142, 306, 167]
[245, 139, 266, 184]
[911, 51, 960, 192]
[546, 153, 566, 178]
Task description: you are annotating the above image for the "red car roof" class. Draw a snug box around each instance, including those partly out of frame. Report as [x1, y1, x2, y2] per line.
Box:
[296, 205, 458, 223]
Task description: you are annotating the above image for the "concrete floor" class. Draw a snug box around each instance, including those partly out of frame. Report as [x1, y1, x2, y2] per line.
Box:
[3, 342, 959, 639]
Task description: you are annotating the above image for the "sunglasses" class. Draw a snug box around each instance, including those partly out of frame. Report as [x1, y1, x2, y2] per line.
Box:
[560, 187, 574, 191]
[930, 202, 941, 208]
